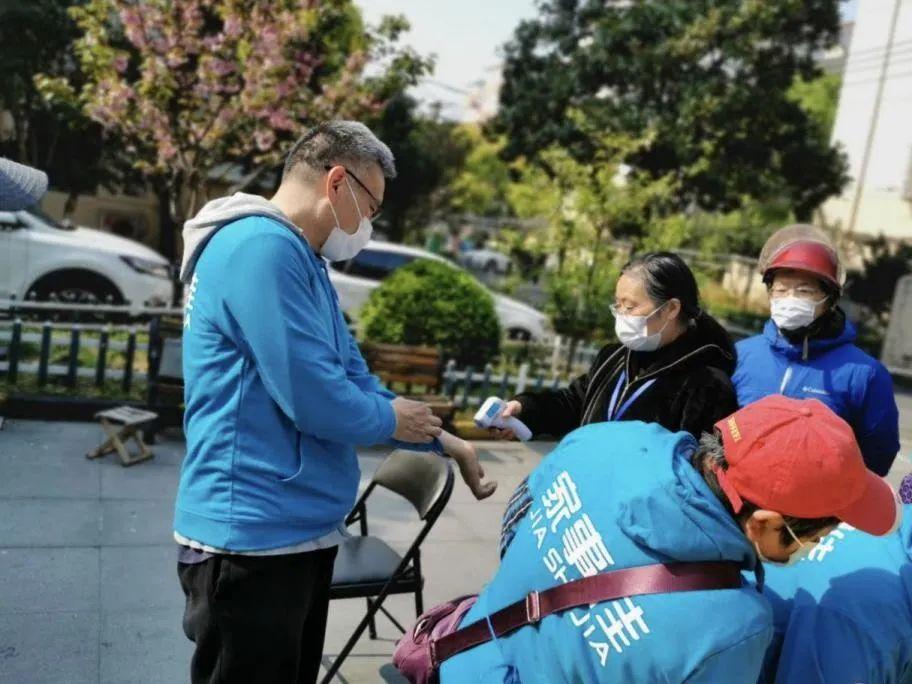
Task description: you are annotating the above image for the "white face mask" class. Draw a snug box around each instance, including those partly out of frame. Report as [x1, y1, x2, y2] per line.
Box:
[770, 296, 826, 331]
[323, 177, 372, 262]
[756, 522, 814, 567]
[613, 302, 669, 352]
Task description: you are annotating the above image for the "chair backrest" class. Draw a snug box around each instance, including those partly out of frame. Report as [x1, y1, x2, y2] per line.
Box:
[159, 338, 183, 380]
[371, 449, 453, 521]
[148, 315, 185, 384]
[361, 342, 442, 392]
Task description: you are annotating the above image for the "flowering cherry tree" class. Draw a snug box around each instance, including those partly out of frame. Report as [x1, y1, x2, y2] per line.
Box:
[39, 0, 428, 260]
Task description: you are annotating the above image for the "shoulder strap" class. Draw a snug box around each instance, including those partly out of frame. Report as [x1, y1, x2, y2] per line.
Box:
[430, 561, 742, 668]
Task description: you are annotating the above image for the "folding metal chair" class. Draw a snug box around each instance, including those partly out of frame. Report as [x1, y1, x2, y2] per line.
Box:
[321, 449, 454, 683]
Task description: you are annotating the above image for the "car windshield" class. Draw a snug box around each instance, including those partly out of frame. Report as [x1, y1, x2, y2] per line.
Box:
[25, 205, 76, 231]
[333, 248, 416, 281]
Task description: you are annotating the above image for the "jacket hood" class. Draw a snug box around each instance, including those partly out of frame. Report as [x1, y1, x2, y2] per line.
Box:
[549, 423, 757, 570]
[613, 428, 757, 570]
[180, 192, 304, 283]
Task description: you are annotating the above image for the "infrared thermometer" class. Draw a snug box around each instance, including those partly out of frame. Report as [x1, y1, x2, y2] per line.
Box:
[474, 396, 532, 441]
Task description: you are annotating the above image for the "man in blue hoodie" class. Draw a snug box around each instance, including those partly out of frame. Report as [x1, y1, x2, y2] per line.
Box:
[438, 396, 901, 683]
[758, 472, 912, 684]
[732, 223, 900, 476]
[174, 121, 495, 683]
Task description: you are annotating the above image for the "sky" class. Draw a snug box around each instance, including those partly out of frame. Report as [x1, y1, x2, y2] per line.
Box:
[357, 0, 539, 121]
[357, 0, 860, 122]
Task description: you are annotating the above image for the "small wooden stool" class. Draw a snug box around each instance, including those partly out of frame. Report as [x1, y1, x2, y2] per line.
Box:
[87, 406, 158, 467]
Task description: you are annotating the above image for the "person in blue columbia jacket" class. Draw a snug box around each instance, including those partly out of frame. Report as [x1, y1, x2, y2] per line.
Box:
[732, 224, 900, 476]
[438, 396, 900, 683]
[173, 121, 495, 684]
[758, 472, 912, 684]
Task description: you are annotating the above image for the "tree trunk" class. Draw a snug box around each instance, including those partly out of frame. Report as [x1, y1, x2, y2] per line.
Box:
[564, 335, 580, 377]
[152, 181, 181, 305]
[154, 183, 177, 262]
[63, 192, 79, 221]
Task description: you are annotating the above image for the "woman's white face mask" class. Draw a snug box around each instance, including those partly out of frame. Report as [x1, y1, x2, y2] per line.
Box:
[612, 302, 670, 352]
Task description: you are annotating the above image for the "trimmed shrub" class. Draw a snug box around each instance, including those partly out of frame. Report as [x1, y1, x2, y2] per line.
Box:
[361, 259, 501, 366]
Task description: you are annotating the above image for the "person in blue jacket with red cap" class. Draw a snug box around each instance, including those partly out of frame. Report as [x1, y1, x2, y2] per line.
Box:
[437, 396, 901, 683]
[732, 224, 900, 476]
[759, 471, 912, 684]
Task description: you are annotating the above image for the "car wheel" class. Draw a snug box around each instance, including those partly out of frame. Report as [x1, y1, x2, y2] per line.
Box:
[26, 270, 123, 321]
[508, 328, 532, 342]
[484, 260, 499, 274]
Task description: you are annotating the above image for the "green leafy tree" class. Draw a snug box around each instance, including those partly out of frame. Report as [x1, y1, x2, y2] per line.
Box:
[789, 72, 842, 138]
[0, 1, 134, 211]
[496, 0, 848, 220]
[508, 137, 675, 365]
[368, 94, 472, 243]
[40, 0, 431, 261]
[846, 238, 912, 324]
[448, 127, 513, 217]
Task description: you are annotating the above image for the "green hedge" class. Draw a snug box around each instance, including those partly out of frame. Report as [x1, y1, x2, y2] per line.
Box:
[360, 259, 501, 366]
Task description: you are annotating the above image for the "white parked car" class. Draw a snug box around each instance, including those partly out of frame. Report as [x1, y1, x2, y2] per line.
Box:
[459, 247, 513, 275]
[327, 241, 550, 341]
[0, 206, 174, 308]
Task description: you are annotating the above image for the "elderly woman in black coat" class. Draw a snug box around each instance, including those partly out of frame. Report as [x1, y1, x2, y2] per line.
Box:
[495, 252, 738, 441]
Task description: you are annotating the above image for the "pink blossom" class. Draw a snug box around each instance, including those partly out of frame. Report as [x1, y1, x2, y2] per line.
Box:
[210, 59, 235, 77]
[223, 15, 242, 38]
[267, 111, 295, 130]
[254, 129, 276, 151]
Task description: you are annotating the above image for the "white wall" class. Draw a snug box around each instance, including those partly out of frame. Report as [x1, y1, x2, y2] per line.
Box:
[822, 0, 912, 241]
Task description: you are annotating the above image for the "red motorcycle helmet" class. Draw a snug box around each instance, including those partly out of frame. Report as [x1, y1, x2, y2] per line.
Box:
[759, 224, 843, 291]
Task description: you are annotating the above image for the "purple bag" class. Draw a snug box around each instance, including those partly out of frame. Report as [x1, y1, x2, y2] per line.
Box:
[392, 561, 743, 683]
[392, 595, 478, 684]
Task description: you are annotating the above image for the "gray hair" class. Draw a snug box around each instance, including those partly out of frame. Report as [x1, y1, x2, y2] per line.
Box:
[692, 430, 745, 518]
[283, 120, 397, 181]
[697, 431, 726, 468]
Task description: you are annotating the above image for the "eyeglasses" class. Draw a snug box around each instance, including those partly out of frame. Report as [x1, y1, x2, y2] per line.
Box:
[324, 165, 383, 220]
[769, 285, 824, 299]
[609, 302, 665, 318]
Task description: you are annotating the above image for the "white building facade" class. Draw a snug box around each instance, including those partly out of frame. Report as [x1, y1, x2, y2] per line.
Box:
[822, 0, 912, 243]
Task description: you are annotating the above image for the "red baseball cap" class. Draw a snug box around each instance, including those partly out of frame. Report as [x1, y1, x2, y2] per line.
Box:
[713, 395, 901, 536]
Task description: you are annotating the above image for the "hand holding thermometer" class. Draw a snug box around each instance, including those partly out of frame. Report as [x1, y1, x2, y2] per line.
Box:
[474, 396, 533, 441]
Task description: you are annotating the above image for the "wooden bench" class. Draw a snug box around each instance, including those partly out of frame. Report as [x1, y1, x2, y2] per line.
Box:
[359, 342, 457, 427]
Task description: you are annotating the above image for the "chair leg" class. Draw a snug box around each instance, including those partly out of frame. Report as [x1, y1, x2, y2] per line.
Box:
[366, 598, 377, 639]
[415, 585, 424, 617]
[320, 596, 388, 684]
[413, 552, 424, 617]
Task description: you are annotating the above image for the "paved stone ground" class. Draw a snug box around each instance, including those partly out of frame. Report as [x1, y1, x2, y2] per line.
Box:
[0, 390, 909, 683]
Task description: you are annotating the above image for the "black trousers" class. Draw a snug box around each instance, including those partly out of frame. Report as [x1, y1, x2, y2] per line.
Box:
[178, 546, 338, 684]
